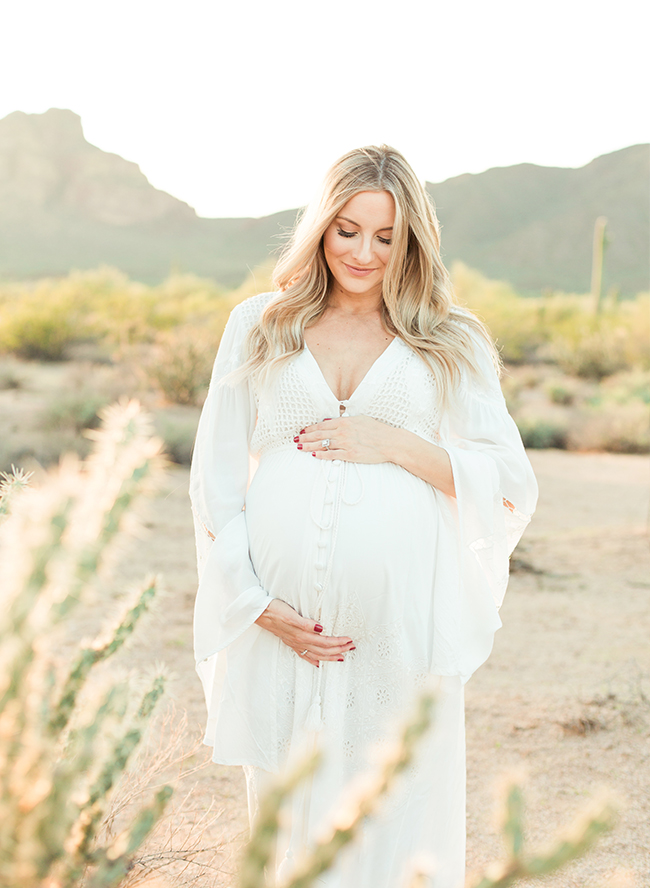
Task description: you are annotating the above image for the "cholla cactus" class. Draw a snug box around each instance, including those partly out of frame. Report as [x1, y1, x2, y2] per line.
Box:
[0, 400, 172, 888]
[239, 694, 436, 888]
[238, 692, 616, 888]
[0, 465, 33, 523]
[464, 780, 616, 888]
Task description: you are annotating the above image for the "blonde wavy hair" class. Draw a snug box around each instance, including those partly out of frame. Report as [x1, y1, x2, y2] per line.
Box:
[239, 144, 499, 399]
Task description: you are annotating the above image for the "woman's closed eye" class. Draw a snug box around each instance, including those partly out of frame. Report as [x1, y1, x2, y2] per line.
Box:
[336, 228, 392, 246]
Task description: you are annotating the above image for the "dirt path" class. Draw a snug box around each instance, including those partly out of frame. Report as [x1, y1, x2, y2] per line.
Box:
[111, 450, 650, 887]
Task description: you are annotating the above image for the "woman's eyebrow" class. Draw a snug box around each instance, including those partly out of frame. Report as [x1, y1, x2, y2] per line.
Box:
[337, 215, 393, 231]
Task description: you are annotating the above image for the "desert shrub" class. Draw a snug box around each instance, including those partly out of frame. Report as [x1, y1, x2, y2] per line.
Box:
[568, 401, 650, 453]
[145, 326, 218, 406]
[516, 416, 568, 449]
[0, 295, 82, 360]
[597, 369, 650, 406]
[0, 268, 128, 360]
[42, 391, 112, 433]
[453, 264, 650, 378]
[0, 403, 171, 887]
[0, 361, 23, 390]
[0, 268, 231, 360]
[154, 407, 200, 465]
[564, 370, 650, 452]
[550, 328, 630, 380]
[546, 378, 578, 406]
[452, 263, 548, 364]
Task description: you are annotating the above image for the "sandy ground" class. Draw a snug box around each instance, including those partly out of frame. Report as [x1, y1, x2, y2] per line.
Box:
[82, 450, 650, 887]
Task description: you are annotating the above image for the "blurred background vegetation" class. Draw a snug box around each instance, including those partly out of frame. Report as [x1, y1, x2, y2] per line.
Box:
[0, 109, 648, 473]
[0, 261, 648, 475]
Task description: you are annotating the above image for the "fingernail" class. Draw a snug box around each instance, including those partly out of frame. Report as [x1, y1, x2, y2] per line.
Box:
[293, 435, 299, 442]
[297, 444, 303, 450]
[349, 646, 356, 651]
[314, 624, 323, 633]
[324, 418, 332, 421]
[338, 657, 344, 662]
[311, 452, 316, 457]
[300, 428, 306, 434]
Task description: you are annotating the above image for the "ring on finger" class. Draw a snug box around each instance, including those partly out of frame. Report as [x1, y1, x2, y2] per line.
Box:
[299, 649, 308, 656]
[321, 438, 331, 450]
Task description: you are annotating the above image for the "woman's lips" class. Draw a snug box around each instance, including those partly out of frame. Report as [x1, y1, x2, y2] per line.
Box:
[344, 264, 376, 277]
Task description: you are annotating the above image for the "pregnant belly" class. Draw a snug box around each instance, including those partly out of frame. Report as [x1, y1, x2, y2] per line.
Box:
[245, 450, 441, 632]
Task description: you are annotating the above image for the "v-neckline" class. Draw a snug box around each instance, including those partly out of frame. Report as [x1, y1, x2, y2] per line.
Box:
[303, 337, 400, 404]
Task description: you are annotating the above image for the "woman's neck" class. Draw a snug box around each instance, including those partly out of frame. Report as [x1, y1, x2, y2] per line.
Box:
[326, 284, 384, 318]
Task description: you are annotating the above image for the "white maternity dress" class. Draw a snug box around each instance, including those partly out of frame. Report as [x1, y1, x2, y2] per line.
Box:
[189, 292, 538, 888]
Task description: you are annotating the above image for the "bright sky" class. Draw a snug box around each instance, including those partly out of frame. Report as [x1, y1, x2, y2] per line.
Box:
[1, 0, 647, 218]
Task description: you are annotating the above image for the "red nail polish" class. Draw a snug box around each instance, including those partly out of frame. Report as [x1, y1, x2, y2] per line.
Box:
[293, 436, 299, 442]
[338, 657, 344, 662]
[324, 418, 332, 421]
[300, 428, 306, 434]
[297, 444, 303, 450]
[349, 646, 356, 650]
[311, 452, 316, 457]
[314, 624, 323, 633]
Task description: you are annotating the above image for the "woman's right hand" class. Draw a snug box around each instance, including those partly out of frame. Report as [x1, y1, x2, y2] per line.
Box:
[255, 598, 355, 668]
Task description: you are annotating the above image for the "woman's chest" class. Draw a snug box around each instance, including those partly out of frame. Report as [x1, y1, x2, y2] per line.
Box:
[250, 341, 442, 455]
[303, 328, 395, 403]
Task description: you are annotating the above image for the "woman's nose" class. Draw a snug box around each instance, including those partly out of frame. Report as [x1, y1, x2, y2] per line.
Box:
[351, 236, 374, 265]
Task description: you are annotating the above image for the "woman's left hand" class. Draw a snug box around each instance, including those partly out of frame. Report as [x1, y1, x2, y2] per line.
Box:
[296, 416, 395, 463]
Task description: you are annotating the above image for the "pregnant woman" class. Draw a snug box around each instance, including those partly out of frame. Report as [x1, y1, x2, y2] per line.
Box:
[190, 145, 537, 887]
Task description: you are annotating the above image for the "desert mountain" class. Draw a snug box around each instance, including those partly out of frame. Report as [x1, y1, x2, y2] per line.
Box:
[0, 109, 647, 294]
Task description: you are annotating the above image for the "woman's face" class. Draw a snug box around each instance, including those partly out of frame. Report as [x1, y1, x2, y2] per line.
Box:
[323, 190, 395, 301]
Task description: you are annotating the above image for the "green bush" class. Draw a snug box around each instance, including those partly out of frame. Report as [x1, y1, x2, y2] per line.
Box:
[0, 298, 82, 360]
[154, 407, 200, 465]
[145, 326, 218, 406]
[546, 379, 577, 406]
[0, 361, 23, 390]
[42, 391, 111, 433]
[569, 401, 650, 453]
[453, 263, 650, 377]
[550, 329, 629, 380]
[516, 416, 568, 449]
[0, 268, 231, 360]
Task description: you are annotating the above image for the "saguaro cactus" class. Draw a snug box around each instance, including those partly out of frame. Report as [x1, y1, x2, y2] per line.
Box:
[0, 401, 172, 888]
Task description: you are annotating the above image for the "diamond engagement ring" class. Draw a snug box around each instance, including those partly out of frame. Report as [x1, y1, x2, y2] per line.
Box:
[321, 439, 331, 450]
[300, 649, 309, 656]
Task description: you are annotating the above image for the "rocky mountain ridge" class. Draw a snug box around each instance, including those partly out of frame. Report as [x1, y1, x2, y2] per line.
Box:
[0, 109, 195, 226]
[0, 108, 647, 294]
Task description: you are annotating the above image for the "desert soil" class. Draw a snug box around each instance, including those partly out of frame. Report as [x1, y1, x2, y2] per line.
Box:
[99, 450, 649, 888]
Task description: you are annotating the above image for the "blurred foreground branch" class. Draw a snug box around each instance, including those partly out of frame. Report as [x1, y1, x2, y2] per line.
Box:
[0, 400, 173, 888]
[238, 691, 617, 888]
[464, 782, 616, 888]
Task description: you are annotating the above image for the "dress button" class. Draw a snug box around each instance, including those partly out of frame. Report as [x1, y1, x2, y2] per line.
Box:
[314, 582, 323, 592]
[332, 459, 342, 467]
[324, 495, 334, 504]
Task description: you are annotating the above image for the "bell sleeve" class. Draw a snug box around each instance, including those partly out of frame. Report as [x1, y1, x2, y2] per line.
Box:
[189, 303, 273, 669]
[432, 330, 538, 681]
